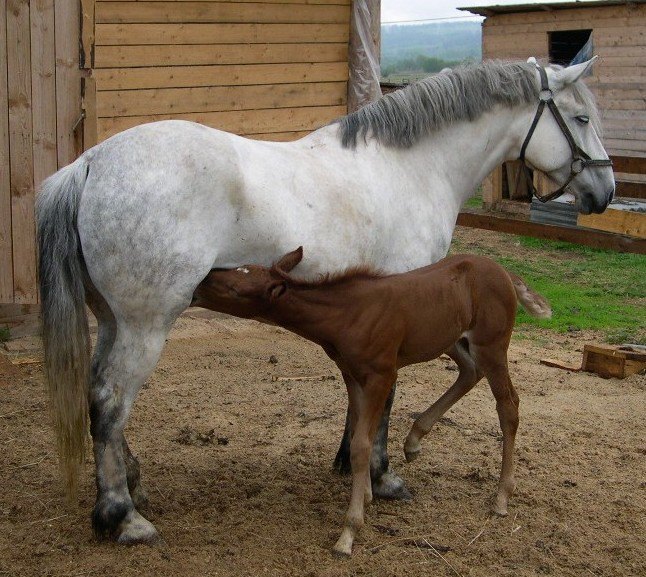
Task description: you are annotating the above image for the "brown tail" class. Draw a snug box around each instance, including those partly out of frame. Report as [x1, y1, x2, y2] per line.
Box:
[506, 271, 552, 319]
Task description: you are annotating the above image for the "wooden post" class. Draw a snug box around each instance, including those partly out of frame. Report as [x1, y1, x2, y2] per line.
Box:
[55, 0, 83, 168]
[347, 0, 381, 112]
[7, 0, 38, 303]
[0, 2, 14, 302]
[482, 166, 503, 210]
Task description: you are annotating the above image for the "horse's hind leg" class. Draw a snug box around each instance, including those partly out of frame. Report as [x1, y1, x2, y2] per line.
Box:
[472, 344, 519, 516]
[90, 319, 169, 544]
[87, 286, 148, 512]
[404, 340, 482, 461]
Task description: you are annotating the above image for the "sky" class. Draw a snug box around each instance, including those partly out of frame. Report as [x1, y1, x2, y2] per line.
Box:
[381, 0, 590, 24]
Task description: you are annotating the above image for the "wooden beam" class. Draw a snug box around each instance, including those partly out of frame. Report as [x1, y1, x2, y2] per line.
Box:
[81, 0, 96, 69]
[95, 2, 350, 24]
[95, 23, 350, 45]
[31, 0, 58, 191]
[96, 81, 347, 117]
[94, 42, 348, 68]
[7, 0, 38, 303]
[55, 0, 83, 168]
[0, 0, 14, 302]
[611, 156, 646, 174]
[456, 208, 646, 254]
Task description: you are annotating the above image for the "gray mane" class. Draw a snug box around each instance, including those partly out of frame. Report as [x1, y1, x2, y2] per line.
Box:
[338, 60, 599, 149]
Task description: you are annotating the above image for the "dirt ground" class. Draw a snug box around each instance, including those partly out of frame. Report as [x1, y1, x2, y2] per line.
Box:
[1, 229, 644, 577]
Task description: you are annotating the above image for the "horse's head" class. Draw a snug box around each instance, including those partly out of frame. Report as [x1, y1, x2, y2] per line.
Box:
[520, 57, 615, 214]
[193, 247, 303, 316]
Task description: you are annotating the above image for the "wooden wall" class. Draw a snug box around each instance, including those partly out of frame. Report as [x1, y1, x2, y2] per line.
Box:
[1, 0, 82, 305]
[86, 0, 352, 145]
[481, 3, 646, 158]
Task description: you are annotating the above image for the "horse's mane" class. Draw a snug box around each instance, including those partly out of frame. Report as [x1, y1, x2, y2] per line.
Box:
[338, 60, 601, 149]
[272, 265, 385, 289]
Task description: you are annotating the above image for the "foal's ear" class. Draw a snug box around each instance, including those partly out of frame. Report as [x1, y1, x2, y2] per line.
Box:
[267, 281, 287, 302]
[275, 246, 303, 273]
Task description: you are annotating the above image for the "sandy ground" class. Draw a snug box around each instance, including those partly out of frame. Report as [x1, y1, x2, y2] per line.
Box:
[1, 229, 644, 577]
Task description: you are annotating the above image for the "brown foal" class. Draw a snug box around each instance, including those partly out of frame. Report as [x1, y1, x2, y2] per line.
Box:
[193, 248, 551, 556]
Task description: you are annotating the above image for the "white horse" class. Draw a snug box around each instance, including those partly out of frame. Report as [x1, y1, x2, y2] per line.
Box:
[37, 58, 614, 545]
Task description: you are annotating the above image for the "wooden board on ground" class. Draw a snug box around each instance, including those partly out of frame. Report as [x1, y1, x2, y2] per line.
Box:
[577, 207, 646, 239]
[582, 344, 646, 379]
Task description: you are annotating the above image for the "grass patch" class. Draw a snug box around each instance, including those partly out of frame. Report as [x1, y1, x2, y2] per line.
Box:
[455, 235, 646, 344]
[0, 326, 10, 343]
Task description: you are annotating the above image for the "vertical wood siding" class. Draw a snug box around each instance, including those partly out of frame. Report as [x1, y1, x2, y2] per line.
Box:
[1, 0, 82, 304]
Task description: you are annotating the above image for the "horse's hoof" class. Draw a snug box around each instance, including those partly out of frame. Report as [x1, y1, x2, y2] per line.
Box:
[116, 511, 160, 545]
[404, 438, 421, 462]
[332, 529, 354, 557]
[372, 470, 413, 501]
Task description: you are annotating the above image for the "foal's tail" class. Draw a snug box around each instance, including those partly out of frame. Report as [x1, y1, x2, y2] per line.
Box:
[36, 157, 91, 496]
[506, 271, 552, 319]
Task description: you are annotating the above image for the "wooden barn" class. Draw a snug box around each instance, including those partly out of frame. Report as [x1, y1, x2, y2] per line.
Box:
[1, 0, 380, 330]
[458, 0, 646, 245]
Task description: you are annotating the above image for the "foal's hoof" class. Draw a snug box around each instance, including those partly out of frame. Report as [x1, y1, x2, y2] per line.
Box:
[372, 470, 412, 501]
[117, 511, 161, 545]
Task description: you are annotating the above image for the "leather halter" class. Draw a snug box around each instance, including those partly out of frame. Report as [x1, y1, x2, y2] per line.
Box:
[518, 65, 612, 203]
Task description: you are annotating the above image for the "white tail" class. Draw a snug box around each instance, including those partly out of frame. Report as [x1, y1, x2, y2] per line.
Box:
[506, 271, 552, 319]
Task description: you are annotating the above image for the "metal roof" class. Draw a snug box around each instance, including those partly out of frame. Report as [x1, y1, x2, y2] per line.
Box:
[459, 0, 646, 17]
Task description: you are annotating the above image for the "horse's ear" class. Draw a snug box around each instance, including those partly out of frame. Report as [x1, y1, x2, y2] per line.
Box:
[551, 56, 597, 88]
[275, 246, 303, 273]
[267, 281, 287, 302]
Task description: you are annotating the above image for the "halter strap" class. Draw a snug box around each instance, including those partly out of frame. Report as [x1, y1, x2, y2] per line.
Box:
[518, 64, 612, 203]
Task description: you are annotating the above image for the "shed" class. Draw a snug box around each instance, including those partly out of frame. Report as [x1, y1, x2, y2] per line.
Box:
[1, 0, 380, 323]
[458, 0, 646, 243]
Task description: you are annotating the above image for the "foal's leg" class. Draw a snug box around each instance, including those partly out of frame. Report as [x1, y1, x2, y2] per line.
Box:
[90, 320, 169, 544]
[334, 372, 396, 556]
[334, 383, 411, 500]
[473, 344, 519, 516]
[404, 341, 482, 461]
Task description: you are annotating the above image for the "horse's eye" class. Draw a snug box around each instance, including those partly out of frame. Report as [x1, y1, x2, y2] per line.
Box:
[575, 115, 590, 124]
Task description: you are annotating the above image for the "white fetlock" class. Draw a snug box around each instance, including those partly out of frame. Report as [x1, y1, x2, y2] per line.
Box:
[332, 526, 355, 557]
[117, 510, 160, 545]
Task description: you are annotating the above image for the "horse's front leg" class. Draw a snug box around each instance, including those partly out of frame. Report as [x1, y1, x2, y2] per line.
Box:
[333, 382, 411, 500]
[333, 372, 396, 556]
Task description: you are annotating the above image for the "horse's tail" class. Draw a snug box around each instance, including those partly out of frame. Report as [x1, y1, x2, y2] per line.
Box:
[506, 270, 552, 319]
[36, 156, 91, 496]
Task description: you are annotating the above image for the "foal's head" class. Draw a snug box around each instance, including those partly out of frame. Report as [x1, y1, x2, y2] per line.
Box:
[194, 247, 303, 316]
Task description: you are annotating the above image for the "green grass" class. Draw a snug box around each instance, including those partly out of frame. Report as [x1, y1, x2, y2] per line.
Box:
[0, 326, 10, 343]
[457, 236, 646, 344]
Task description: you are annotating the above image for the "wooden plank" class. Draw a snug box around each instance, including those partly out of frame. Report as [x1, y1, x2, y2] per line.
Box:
[483, 16, 646, 35]
[605, 138, 646, 153]
[578, 207, 645, 238]
[0, 0, 14, 302]
[456, 209, 646, 254]
[55, 0, 83, 168]
[97, 104, 347, 140]
[615, 181, 646, 199]
[483, 5, 644, 26]
[30, 0, 58, 191]
[481, 166, 503, 208]
[7, 0, 37, 303]
[83, 76, 98, 149]
[249, 130, 311, 141]
[94, 42, 348, 67]
[611, 156, 646, 174]
[95, 2, 350, 24]
[94, 61, 348, 90]
[81, 0, 96, 68]
[97, 81, 347, 116]
[95, 23, 350, 45]
[100, 0, 352, 3]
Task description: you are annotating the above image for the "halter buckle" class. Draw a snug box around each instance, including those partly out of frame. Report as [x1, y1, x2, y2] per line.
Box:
[539, 89, 553, 102]
[571, 158, 585, 174]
